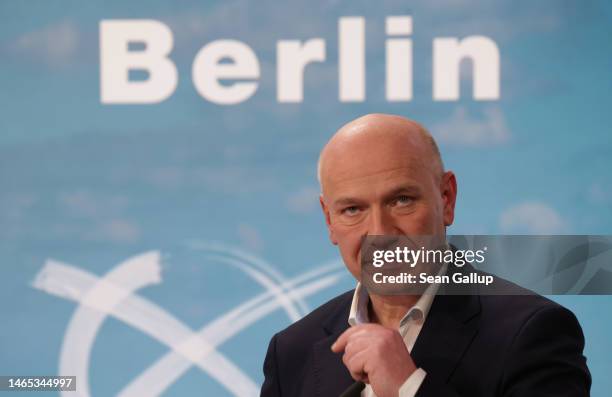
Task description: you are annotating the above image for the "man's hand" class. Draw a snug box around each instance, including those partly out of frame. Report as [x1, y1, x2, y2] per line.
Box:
[331, 323, 417, 397]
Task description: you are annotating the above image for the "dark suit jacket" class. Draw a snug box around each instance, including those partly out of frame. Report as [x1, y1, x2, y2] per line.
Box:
[260, 265, 591, 396]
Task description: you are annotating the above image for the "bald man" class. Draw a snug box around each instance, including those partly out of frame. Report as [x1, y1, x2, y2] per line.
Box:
[260, 114, 590, 397]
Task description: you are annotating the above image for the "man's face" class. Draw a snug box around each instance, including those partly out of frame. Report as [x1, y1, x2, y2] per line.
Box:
[319, 131, 457, 280]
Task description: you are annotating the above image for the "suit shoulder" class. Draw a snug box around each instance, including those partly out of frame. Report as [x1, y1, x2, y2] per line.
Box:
[469, 266, 563, 313]
[276, 290, 353, 341]
[481, 285, 559, 312]
[478, 275, 578, 332]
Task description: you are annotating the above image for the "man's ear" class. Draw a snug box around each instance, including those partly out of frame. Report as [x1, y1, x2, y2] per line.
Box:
[319, 195, 338, 245]
[441, 171, 458, 227]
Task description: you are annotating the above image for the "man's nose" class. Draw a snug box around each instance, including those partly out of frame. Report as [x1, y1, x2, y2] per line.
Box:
[367, 206, 400, 236]
[363, 207, 402, 254]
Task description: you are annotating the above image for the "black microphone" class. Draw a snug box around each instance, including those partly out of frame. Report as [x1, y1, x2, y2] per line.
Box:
[339, 381, 366, 397]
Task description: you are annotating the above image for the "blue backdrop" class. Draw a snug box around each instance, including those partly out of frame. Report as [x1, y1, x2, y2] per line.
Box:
[1, 1, 611, 396]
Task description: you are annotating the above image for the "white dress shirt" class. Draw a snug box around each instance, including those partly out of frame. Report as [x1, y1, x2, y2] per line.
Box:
[347, 264, 447, 397]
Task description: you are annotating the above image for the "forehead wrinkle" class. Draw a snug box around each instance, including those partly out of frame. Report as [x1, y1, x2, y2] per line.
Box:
[328, 164, 419, 185]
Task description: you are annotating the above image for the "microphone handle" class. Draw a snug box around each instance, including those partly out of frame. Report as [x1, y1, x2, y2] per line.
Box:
[339, 381, 366, 397]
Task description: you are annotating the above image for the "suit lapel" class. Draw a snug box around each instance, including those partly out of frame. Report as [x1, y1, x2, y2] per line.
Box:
[312, 330, 355, 397]
[411, 265, 481, 383]
[311, 293, 354, 397]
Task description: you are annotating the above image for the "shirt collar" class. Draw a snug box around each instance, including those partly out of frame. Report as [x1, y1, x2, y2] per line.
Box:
[348, 263, 448, 328]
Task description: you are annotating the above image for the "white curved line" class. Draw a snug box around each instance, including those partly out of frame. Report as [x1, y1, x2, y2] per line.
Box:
[120, 266, 344, 397]
[33, 253, 346, 397]
[33, 254, 258, 397]
[205, 254, 302, 321]
[186, 241, 310, 314]
[32, 252, 162, 397]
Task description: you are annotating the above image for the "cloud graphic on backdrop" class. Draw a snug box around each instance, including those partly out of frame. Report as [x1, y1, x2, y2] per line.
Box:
[432, 106, 510, 147]
[11, 20, 79, 66]
[32, 245, 345, 396]
[499, 201, 567, 234]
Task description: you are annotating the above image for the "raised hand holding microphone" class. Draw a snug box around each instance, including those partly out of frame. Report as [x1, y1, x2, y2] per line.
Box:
[331, 323, 417, 397]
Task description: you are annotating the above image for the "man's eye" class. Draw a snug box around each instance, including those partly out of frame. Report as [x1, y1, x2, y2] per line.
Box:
[394, 195, 413, 207]
[341, 206, 360, 216]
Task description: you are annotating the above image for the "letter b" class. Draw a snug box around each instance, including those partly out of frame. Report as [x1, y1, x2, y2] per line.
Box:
[100, 20, 178, 104]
